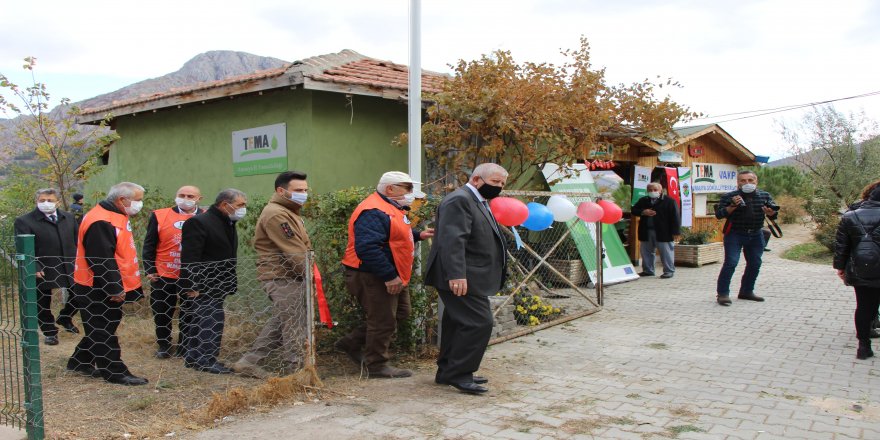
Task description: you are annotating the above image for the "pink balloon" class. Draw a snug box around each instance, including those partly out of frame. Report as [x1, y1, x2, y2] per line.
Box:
[576, 202, 604, 223]
[597, 200, 623, 224]
[490, 197, 529, 226]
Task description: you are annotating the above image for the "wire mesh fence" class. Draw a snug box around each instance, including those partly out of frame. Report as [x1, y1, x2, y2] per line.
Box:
[0, 228, 27, 430]
[489, 190, 603, 343]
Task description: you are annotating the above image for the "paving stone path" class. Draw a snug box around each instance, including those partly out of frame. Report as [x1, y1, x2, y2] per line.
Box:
[195, 224, 880, 439]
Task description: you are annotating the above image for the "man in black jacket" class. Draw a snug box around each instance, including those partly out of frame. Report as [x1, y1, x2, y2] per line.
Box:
[14, 188, 81, 345]
[632, 182, 681, 279]
[179, 189, 246, 374]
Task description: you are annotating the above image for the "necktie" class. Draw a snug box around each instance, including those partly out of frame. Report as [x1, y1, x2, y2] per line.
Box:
[482, 201, 500, 235]
[49, 214, 57, 223]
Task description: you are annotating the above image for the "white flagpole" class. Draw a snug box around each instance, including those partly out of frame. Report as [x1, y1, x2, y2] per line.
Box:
[408, 0, 422, 189]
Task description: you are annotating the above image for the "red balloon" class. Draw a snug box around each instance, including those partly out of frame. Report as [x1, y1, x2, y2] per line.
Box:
[489, 197, 529, 226]
[597, 200, 623, 224]
[576, 202, 604, 223]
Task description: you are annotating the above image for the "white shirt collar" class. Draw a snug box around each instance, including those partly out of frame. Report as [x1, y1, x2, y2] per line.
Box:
[43, 211, 58, 218]
[465, 183, 486, 202]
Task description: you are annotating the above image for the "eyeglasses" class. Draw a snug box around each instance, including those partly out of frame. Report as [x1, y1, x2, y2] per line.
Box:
[394, 184, 414, 191]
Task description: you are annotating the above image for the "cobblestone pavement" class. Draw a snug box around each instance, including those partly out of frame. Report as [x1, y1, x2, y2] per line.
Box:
[194, 224, 880, 439]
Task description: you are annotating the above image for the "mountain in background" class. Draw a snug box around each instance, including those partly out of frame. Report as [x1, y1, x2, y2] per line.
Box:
[1, 50, 290, 164]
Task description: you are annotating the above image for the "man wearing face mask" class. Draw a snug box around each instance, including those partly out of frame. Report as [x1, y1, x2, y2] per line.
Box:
[233, 172, 312, 379]
[179, 189, 247, 374]
[67, 182, 149, 386]
[426, 163, 509, 395]
[14, 188, 81, 345]
[337, 171, 434, 378]
[142, 186, 204, 359]
[715, 170, 780, 306]
[632, 182, 681, 279]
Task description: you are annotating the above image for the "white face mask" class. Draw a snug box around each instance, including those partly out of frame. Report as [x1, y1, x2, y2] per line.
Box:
[395, 192, 416, 207]
[230, 207, 247, 221]
[741, 184, 757, 193]
[289, 192, 308, 205]
[125, 200, 144, 216]
[176, 197, 198, 211]
[647, 191, 660, 199]
[37, 201, 57, 213]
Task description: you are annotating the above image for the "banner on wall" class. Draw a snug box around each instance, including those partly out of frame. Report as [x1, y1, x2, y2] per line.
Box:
[632, 166, 651, 205]
[541, 164, 639, 285]
[663, 167, 681, 208]
[677, 167, 693, 228]
[692, 162, 738, 193]
[231, 123, 287, 177]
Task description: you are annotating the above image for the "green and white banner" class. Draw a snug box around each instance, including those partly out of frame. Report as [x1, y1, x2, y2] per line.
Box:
[678, 167, 693, 227]
[632, 165, 652, 206]
[231, 123, 287, 177]
[542, 164, 639, 285]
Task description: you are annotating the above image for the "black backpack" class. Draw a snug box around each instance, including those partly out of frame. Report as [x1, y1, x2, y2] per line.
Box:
[850, 212, 880, 280]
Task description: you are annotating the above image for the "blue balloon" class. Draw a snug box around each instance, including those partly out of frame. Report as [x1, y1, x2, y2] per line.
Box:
[522, 202, 554, 231]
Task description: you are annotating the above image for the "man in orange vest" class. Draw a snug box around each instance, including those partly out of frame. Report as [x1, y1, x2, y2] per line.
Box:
[338, 171, 434, 378]
[143, 186, 204, 359]
[66, 182, 149, 386]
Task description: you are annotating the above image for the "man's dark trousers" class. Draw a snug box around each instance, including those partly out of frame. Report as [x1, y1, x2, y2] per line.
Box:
[184, 295, 225, 366]
[338, 268, 410, 369]
[67, 287, 129, 380]
[150, 277, 191, 350]
[37, 285, 76, 337]
[435, 289, 493, 384]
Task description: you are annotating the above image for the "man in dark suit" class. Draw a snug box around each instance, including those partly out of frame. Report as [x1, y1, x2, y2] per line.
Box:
[425, 163, 509, 395]
[632, 182, 681, 279]
[14, 188, 81, 345]
[179, 188, 246, 374]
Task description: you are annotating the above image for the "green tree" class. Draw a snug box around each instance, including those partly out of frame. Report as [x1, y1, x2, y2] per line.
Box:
[397, 37, 700, 189]
[0, 56, 118, 213]
[749, 165, 811, 198]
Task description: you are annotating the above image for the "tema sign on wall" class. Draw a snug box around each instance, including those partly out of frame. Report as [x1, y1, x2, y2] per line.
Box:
[231, 123, 287, 176]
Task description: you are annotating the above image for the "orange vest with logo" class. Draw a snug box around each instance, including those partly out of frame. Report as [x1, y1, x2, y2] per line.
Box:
[342, 193, 415, 284]
[153, 207, 199, 278]
[73, 204, 142, 292]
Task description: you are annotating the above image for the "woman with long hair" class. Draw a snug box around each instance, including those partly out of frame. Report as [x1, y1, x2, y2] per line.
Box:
[834, 180, 880, 359]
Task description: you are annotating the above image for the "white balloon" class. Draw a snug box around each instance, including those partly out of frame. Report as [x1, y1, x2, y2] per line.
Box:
[546, 195, 577, 222]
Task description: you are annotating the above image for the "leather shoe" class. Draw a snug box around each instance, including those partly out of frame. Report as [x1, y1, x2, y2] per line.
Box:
[367, 365, 412, 378]
[638, 271, 655, 277]
[436, 375, 489, 385]
[44, 335, 59, 345]
[56, 319, 79, 334]
[67, 365, 101, 378]
[449, 382, 488, 395]
[155, 347, 171, 359]
[737, 293, 765, 302]
[870, 328, 880, 339]
[660, 273, 674, 279]
[106, 374, 149, 386]
[716, 296, 731, 306]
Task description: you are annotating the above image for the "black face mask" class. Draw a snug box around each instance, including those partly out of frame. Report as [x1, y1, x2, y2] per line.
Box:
[478, 183, 503, 200]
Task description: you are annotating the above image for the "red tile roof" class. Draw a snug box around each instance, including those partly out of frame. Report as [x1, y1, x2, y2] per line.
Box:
[80, 50, 448, 119]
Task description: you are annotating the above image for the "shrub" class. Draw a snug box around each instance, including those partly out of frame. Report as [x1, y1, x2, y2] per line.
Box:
[513, 293, 563, 326]
[775, 195, 807, 224]
[677, 226, 714, 245]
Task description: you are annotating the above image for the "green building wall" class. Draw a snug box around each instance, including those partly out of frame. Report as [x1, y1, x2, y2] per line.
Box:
[85, 88, 412, 203]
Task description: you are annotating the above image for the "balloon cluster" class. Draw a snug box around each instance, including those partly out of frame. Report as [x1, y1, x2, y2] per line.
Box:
[489, 195, 622, 231]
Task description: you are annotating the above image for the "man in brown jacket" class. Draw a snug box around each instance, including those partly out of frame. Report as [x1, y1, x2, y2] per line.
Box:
[232, 171, 312, 378]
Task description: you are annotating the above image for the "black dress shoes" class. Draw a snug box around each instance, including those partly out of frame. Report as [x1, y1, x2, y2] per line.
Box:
[106, 374, 149, 386]
[155, 347, 172, 359]
[737, 293, 765, 302]
[56, 319, 79, 334]
[473, 375, 488, 384]
[449, 382, 488, 395]
[44, 335, 59, 345]
[638, 271, 655, 277]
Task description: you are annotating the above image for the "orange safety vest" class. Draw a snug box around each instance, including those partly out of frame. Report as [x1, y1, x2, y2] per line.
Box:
[342, 193, 415, 284]
[73, 204, 142, 292]
[152, 207, 199, 279]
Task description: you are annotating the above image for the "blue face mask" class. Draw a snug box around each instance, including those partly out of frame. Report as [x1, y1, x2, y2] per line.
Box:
[289, 192, 308, 205]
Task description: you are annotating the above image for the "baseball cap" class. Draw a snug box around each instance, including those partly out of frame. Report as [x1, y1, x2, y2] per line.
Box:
[379, 171, 426, 198]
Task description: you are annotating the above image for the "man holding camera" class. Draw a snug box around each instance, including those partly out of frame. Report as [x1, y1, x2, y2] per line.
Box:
[714, 170, 780, 306]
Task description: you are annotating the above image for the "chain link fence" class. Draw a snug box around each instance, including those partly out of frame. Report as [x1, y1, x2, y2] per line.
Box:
[489, 190, 604, 344]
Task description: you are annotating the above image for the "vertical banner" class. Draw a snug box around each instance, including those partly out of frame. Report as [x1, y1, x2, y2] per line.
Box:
[677, 167, 693, 228]
[632, 166, 651, 206]
[663, 167, 681, 208]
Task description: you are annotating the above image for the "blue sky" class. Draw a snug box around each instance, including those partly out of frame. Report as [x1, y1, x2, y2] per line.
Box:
[2, 0, 879, 158]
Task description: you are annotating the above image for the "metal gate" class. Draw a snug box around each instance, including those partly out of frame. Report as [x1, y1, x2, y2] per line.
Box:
[0, 228, 45, 440]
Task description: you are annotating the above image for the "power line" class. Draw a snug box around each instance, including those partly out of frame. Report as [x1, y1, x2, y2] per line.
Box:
[690, 90, 880, 124]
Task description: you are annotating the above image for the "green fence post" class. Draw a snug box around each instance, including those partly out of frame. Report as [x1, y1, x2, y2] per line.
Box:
[15, 235, 44, 440]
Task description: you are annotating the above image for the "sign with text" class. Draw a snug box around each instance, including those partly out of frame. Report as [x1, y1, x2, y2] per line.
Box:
[632, 165, 651, 206]
[232, 123, 287, 176]
[691, 162, 738, 193]
[678, 167, 693, 227]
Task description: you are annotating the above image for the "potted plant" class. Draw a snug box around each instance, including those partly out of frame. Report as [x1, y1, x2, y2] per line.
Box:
[675, 226, 723, 267]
